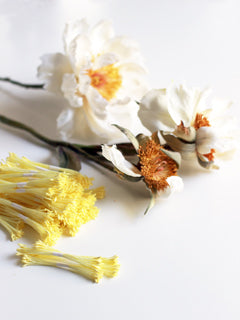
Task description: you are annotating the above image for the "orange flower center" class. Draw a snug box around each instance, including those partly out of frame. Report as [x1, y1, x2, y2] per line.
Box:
[87, 64, 122, 101]
[194, 113, 211, 130]
[203, 148, 215, 161]
[138, 140, 178, 192]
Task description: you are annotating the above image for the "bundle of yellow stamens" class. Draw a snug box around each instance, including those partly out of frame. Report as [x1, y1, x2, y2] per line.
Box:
[17, 242, 120, 283]
[0, 153, 105, 245]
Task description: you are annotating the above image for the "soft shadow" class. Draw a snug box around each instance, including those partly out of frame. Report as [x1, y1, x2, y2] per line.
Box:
[179, 159, 212, 177]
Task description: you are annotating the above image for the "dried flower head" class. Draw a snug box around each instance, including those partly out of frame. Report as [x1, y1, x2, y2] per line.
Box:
[102, 126, 183, 214]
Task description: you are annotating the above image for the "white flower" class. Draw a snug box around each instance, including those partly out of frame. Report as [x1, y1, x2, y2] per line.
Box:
[38, 19, 149, 144]
[139, 83, 238, 168]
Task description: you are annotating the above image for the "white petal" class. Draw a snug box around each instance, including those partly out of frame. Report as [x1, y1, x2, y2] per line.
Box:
[104, 36, 144, 65]
[101, 145, 141, 177]
[160, 176, 184, 198]
[167, 84, 209, 127]
[139, 89, 176, 132]
[57, 108, 75, 140]
[196, 126, 217, 154]
[63, 19, 89, 53]
[86, 85, 108, 118]
[107, 99, 150, 137]
[93, 53, 118, 69]
[37, 53, 72, 94]
[68, 34, 91, 73]
[90, 20, 114, 54]
[61, 73, 83, 107]
[117, 62, 149, 101]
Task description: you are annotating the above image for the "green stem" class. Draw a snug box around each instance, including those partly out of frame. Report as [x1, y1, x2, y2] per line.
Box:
[0, 77, 44, 89]
[0, 115, 115, 173]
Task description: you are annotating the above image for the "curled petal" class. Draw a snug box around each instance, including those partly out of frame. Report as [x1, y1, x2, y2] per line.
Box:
[101, 145, 141, 178]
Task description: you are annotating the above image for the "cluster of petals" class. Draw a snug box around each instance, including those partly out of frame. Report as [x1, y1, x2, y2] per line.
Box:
[138, 83, 238, 168]
[38, 19, 149, 144]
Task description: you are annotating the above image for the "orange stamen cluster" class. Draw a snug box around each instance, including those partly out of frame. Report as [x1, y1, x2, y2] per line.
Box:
[138, 139, 178, 192]
[87, 63, 122, 101]
[194, 113, 211, 130]
[203, 148, 215, 161]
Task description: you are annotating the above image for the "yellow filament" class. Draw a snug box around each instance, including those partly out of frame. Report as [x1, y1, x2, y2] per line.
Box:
[0, 153, 105, 245]
[17, 243, 120, 283]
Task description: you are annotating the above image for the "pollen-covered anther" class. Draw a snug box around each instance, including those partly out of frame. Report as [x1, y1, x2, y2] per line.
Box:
[87, 63, 122, 101]
[194, 113, 211, 130]
[138, 140, 178, 192]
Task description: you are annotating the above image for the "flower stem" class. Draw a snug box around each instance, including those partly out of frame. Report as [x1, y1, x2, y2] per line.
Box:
[0, 77, 44, 89]
[0, 114, 115, 173]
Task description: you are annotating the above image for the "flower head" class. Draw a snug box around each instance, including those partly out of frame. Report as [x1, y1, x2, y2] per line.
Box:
[38, 19, 149, 144]
[139, 84, 238, 169]
[102, 126, 183, 214]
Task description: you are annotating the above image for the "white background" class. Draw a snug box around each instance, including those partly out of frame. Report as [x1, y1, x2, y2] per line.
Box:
[0, 0, 240, 319]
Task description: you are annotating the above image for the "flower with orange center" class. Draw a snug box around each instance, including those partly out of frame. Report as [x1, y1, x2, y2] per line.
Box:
[139, 83, 237, 169]
[38, 19, 149, 144]
[101, 126, 183, 214]
[87, 64, 122, 101]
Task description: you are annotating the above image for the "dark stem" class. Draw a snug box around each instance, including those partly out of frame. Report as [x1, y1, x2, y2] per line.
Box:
[0, 115, 115, 172]
[0, 77, 44, 89]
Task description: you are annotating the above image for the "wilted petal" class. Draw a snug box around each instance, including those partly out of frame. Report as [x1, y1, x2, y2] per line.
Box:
[102, 145, 141, 177]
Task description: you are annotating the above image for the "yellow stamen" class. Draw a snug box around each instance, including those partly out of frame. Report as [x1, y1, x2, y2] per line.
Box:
[87, 63, 122, 101]
[17, 243, 120, 283]
[0, 153, 105, 244]
[138, 139, 178, 192]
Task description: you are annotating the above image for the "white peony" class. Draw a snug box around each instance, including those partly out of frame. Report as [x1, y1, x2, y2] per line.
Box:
[139, 83, 238, 168]
[38, 19, 149, 144]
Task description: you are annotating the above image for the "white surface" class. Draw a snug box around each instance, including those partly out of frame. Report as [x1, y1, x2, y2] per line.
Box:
[0, 0, 240, 319]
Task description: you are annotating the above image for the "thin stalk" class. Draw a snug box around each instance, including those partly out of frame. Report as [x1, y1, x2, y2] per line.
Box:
[0, 115, 114, 173]
[0, 77, 44, 89]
